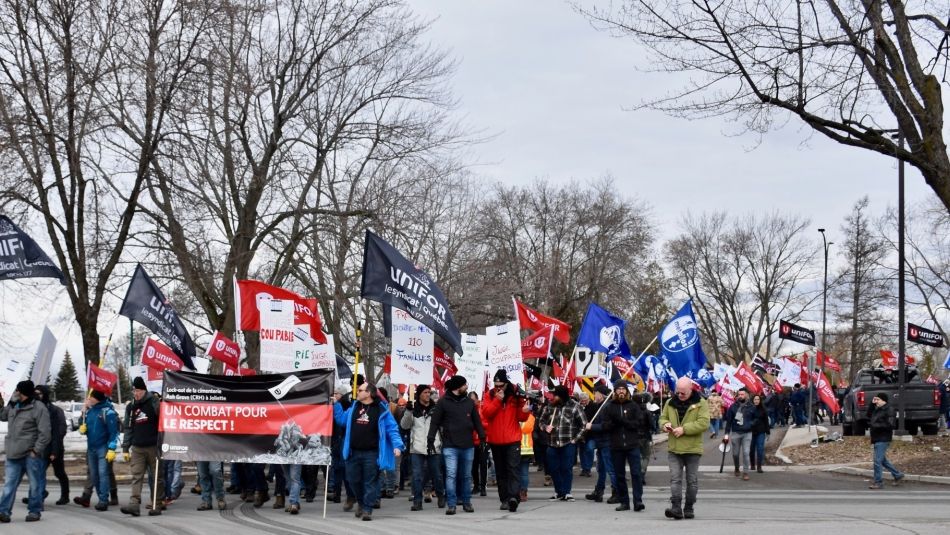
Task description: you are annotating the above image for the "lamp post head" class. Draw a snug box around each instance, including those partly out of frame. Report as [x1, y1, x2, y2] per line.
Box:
[818, 228, 825, 233]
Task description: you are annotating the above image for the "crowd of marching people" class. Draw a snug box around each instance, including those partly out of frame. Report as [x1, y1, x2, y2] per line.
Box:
[0, 366, 921, 524]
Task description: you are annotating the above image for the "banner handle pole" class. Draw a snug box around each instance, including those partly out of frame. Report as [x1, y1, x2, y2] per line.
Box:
[152, 456, 160, 513]
[322, 464, 329, 519]
[353, 304, 363, 399]
[582, 335, 659, 432]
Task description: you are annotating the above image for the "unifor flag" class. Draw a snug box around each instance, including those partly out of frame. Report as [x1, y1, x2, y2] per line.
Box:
[521, 326, 554, 360]
[140, 338, 184, 372]
[119, 264, 196, 370]
[160, 368, 333, 463]
[817, 351, 842, 373]
[778, 319, 816, 346]
[206, 331, 241, 368]
[576, 302, 632, 360]
[235, 279, 326, 344]
[733, 362, 764, 394]
[908, 322, 945, 348]
[223, 364, 256, 377]
[0, 215, 65, 284]
[361, 230, 463, 355]
[434, 347, 457, 374]
[658, 301, 714, 387]
[880, 349, 917, 368]
[87, 363, 117, 395]
[812, 370, 840, 413]
[512, 298, 571, 344]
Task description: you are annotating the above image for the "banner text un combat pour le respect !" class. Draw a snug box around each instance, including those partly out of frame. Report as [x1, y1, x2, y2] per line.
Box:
[159, 369, 334, 464]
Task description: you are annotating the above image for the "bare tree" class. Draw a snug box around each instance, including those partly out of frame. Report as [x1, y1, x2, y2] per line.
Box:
[580, 1, 950, 211]
[666, 211, 818, 362]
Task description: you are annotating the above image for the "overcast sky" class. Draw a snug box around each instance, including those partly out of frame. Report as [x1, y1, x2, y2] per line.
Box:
[1, 0, 942, 373]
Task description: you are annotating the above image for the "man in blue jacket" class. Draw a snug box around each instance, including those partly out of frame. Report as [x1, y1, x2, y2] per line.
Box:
[333, 382, 404, 522]
[83, 390, 119, 511]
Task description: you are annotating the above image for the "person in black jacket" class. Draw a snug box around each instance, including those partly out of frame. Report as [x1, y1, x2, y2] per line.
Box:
[583, 385, 616, 503]
[428, 375, 486, 514]
[867, 393, 904, 489]
[592, 380, 647, 512]
[748, 394, 770, 473]
[119, 377, 164, 517]
[26, 386, 68, 506]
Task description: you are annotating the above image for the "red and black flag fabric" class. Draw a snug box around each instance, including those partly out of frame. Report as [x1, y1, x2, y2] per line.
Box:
[159, 368, 333, 464]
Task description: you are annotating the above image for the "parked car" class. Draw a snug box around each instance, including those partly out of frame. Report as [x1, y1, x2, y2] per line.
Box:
[67, 402, 84, 431]
[841, 366, 940, 436]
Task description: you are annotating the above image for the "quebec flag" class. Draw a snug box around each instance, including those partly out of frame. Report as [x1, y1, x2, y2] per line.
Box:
[658, 300, 714, 387]
[576, 303, 633, 360]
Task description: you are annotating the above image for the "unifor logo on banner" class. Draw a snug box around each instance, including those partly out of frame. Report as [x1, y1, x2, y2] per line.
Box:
[908, 322, 945, 348]
[778, 319, 815, 347]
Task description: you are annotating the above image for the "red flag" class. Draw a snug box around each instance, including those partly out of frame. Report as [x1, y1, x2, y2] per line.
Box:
[880, 349, 898, 369]
[434, 347, 457, 373]
[552, 359, 564, 385]
[734, 362, 764, 395]
[521, 326, 554, 360]
[812, 371, 840, 413]
[223, 364, 256, 376]
[907, 354, 918, 365]
[383, 354, 392, 375]
[513, 298, 571, 344]
[799, 353, 810, 384]
[563, 355, 577, 390]
[235, 280, 326, 344]
[87, 363, 117, 395]
[140, 338, 184, 372]
[431, 367, 445, 394]
[206, 331, 240, 368]
[817, 351, 842, 373]
[611, 356, 633, 379]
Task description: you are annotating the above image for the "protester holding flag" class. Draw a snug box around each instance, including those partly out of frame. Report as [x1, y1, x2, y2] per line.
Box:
[867, 394, 905, 489]
[0, 381, 51, 523]
[707, 391, 723, 439]
[120, 377, 164, 517]
[483, 370, 529, 513]
[660, 377, 709, 520]
[333, 382, 404, 522]
[428, 375, 485, 515]
[400, 385, 445, 511]
[749, 394, 770, 474]
[597, 381, 647, 512]
[82, 390, 119, 511]
[583, 384, 616, 504]
[539, 385, 587, 502]
[723, 388, 756, 481]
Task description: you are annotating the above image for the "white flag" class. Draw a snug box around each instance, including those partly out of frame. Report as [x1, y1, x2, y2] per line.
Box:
[268, 375, 302, 400]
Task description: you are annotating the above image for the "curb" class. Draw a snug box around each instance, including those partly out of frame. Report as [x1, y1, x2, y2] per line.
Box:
[827, 465, 950, 486]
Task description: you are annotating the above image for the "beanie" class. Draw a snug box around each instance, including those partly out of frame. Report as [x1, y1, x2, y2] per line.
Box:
[15, 380, 35, 399]
[876, 392, 889, 403]
[444, 375, 467, 392]
[613, 379, 629, 392]
[90, 390, 106, 402]
[132, 376, 147, 391]
[553, 385, 570, 402]
[493, 369, 509, 384]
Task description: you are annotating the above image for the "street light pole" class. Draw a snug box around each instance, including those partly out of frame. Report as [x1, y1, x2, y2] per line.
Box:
[815, 228, 832, 428]
[896, 132, 908, 435]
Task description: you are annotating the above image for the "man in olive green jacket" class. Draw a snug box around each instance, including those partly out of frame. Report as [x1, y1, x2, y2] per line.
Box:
[659, 377, 709, 521]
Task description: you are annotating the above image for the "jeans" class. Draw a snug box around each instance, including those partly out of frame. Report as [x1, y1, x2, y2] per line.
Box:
[282, 465, 302, 505]
[489, 444, 521, 503]
[750, 433, 767, 468]
[442, 447, 474, 507]
[708, 419, 721, 436]
[410, 454, 444, 503]
[345, 449, 379, 513]
[87, 445, 110, 504]
[163, 460, 182, 499]
[793, 405, 806, 426]
[594, 443, 615, 493]
[198, 461, 224, 503]
[329, 444, 353, 498]
[669, 452, 700, 506]
[872, 441, 903, 485]
[611, 447, 642, 506]
[580, 440, 595, 472]
[519, 457, 531, 489]
[545, 444, 576, 497]
[0, 455, 46, 515]
[730, 431, 752, 472]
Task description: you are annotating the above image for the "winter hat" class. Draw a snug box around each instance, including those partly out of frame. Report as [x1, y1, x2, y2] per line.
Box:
[132, 376, 148, 391]
[493, 369, 509, 384]
[613, 379, 630, 392]
[90, 390, 106, 402]
[445, 375, 467, 392]
[415, 384, 432, 401]
[876, 392, 889, 403]
[553, 385, 570, 402]
[15, 380, 35, 398]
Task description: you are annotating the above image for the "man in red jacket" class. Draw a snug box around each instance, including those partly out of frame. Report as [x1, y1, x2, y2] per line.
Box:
[482, 370, 529, 513]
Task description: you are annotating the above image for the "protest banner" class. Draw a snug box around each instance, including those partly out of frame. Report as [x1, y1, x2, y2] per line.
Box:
[389, 309, 434, 385]
[119, 264, 196, 369]
[259, 299, 297, 373]
[30, 327, 57, 384]
[206, 331, 241, 368]
[159, 368, 333, 464]
[140, 337, 184, 372]
[456, 334, 488, 397]
[486, 321, 524, 387]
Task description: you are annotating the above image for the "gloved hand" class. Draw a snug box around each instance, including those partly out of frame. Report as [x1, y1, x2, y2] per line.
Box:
[426, 441, 436, 456]
[123, 451, 131, 462]
[79, 423, 87, 435]
[106, 450, 116, 462]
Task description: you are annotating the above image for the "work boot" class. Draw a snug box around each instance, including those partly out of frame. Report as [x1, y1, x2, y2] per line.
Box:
[479, 486, 487, 497]
[56, 495, 69, 506]
[684, 503, 695, 519]
[253, 491, 270, 507]
[343, 496, 356, 512]
[757, 464, 763, 473]
[272, 495, 285, 509]
[411, 501, 422, 511]
[664, 499, 683, 520]
[585, 490, 603, 503]
[606, 489, 620, 504]
[437, 494, 446, 508]
[110, 489, 119, 506]
[615, 503, 630, 511]
[120, 504, 141, 517]
[73, 493, 91, 508]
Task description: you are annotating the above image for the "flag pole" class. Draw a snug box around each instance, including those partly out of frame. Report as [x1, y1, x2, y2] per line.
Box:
[352, 304, 363, 400]
[579, 335, 659, 435]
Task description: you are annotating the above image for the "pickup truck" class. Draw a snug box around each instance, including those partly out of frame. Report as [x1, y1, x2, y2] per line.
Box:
[841, 366, 940, 436]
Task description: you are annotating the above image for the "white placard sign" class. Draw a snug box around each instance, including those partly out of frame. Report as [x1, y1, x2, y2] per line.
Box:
[486, 321, 524, 387]
[777, 357, 802, 388]
[456, 333, 488, 397]
[0, 357, 31, 400]
[259, 299, 296, 373]
[390, 310, 434, 385]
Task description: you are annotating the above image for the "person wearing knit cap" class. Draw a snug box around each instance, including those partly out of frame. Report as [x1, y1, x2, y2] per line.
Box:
[0, 380, 51, 523]
[82, 389, 119, 511]
[583, 383, 617, 503]
[539, 385, 587, 502]
[429, 375, 485, 515]
[25, 385, 68, 506]
[120, 376, 165, 517]
[867, 393, 904, 489]
[483, 368, 530, 513]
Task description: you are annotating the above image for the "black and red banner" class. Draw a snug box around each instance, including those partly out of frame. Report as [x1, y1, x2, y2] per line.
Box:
[159, 368, 333, 464]
[908, 322, 945, 348]
[778, 319, 815, 346]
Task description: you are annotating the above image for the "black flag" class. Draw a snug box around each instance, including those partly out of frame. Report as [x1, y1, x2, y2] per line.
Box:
[0, 215, 65, 284]
[119, 264, 196, 370]
[778, 319, 815, 346]
[908, 322, 945, 348]
[360, 230, 463, 355]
